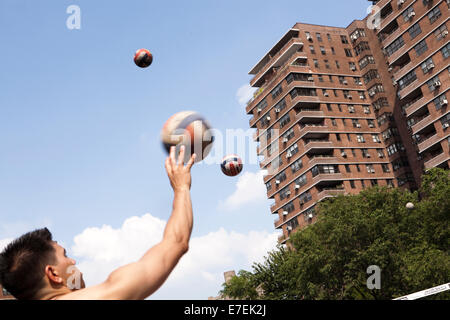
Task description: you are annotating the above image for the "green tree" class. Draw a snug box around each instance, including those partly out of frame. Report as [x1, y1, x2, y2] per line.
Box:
[221, 168, 449, 300]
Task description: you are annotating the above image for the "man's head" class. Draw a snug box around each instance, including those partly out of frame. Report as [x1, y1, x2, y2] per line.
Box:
[0, 228, 84, 300]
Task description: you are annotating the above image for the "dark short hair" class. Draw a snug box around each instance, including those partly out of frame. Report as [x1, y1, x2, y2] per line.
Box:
[0, 228, 57, 300]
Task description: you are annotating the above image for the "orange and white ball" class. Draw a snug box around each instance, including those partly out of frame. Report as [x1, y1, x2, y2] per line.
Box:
[221, 154, 243, 176]
[161, 111, 214, 163]
[134, 49, 153, 68]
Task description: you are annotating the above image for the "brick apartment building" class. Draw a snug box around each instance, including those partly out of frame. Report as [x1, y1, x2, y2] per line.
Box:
[245, 0, 449, 244]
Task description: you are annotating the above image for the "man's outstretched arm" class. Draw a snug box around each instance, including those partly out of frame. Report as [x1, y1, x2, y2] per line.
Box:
[61, 145, 196, 300]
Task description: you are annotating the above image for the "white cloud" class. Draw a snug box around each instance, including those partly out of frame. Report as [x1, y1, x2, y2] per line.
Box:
[0, 238, 13, 252]
[70, 213, 278, 300]
[219, 170, 268, 211]
[236, 83, 256, 107]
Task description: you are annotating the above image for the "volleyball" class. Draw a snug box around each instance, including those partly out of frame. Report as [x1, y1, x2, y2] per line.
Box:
[221, 154, 243, 176]
[134, 49, 153, 68]
[161, 111, 214, 163]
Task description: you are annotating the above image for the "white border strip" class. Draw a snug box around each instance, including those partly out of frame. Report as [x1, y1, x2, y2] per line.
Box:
[393, 282, 450, 300]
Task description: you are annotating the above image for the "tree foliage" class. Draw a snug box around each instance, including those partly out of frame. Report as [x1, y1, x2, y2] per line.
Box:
[220, 168, 449, 300]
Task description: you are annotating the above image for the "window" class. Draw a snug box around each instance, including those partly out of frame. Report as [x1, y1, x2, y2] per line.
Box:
[433, 94, 447, 110]
[357, 134, 365, 143]
[282, 201, 295, 214]
[387, 143, 399, 156]
[428, 6, 441, 24]
[341, 35, 349, 44]
[283, 127, 295, 142]
[373, 97, 389, 111]
[368, 84, 384, 97]
[378, 149, 385, 158]
[343, 90, 351, 99]
[398, 70, 417, 90]
[271, 83, 283, 99]
[336, 133, 341, 141]
[426, 75, 441, 92]
[279, 113, 291, 128]
[385, 36, 405, 57]
[299, 191, 312, 205]
[318, 74, 324, 82]
[255, 98, 267, 113]
[356, 164, 361, 172]
[382, 163, 390, 172]
[267, 140, 279, 157]
[275, 171, 287, 184]
[260, 112, 271, 127]
[350, 180, 356, 189]
[362, 149, 371, 158]
[368, 119, 375, 128]
[377, 112, 393, 126]
[409, 23, 422, 39]
[347, 133, 352, 141]
[361, 180, 366, 188]
[329, 75, 333, 82]
[358, 55, 375, 69]
[286, 73, 313, 84]
[331, 47, 336, 55]
[363, 69, 380, 84]
[354, 41, 370, 56]
[414, 40, 428, 56]
[320, 46, 326, 55]
[349, 62, 357, 71]
[345, 164, 351, 173]
[337, 104, 342, 112]
[372, 134, 380, 143]
[274, 98, 287, 113]
[279, 186, 291, 200]
[290, 88, 317, 99]
[402, 6, 415, 22]
[327, 104, 332, 111]
[359, 92, 366, 100]
[335, 60, 340, 69]
[344, 48, 353, 57]
[316, 33, 323, 42]
[313, 59, 319, 68]
[441, 43, 450, 59]
[286, 143, 299, 158]
[348, 105, 355, 113]
[440, 113, 450, 129]
[333, 89, 339, 97]
[327, 33, 332, 41]
[352, 119, 360, 128]
[311, 164, 339, 176]
[331, 118, 337, 126]
[310, 45, 316, 54]
[366, 164, 375, 173]
[265, 181, 272, 192]
[435, 24, 448, 41]
[352, 149, 357, 157]
[290, 158, 303, 173]
[421, 57, 434, 74]
[295, 174, 307, 188]
[305, 31, 312, 40]
[324, 60, 330, 69]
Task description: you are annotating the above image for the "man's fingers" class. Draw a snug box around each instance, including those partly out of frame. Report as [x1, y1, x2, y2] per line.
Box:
[170, 146, 176, 167]
[186, 153, 196, 170]
[165, 157, 172, 175]
[178, 145, 186, 166]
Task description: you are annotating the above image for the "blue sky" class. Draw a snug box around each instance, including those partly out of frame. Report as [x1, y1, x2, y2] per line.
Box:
[0, 0, 371, 299]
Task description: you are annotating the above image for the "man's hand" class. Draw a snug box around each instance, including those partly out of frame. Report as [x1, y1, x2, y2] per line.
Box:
[165, 145, 196, 192]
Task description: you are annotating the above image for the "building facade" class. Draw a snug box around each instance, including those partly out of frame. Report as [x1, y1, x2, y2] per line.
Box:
[245, 0, 449, 244]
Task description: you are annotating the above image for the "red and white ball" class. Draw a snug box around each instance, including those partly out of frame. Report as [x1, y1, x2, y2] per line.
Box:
[134, 49, 153, 68]
[221, 154, 243, 177]
[161, 111, 214, 163]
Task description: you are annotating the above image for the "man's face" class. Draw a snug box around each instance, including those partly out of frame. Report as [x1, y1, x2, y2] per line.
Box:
[51, 242, 85, 290]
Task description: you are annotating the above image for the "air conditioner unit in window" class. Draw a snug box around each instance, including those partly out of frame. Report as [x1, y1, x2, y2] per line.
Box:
[307, 35, 312, 41]
[428, 63, 435, 69]
[369, 124, 375, 128]
[408, 11, 415, 19]
[275, 180, 281, 185]
[282, 211, 289, 216]
[266, 116, 271, 121]
[443, 123, 449, 129]
[308, 76, 314, 81]
[343, 80, 348, 85]
[441, 99, 448, 106]
[286, 153, 292, 159]
[308, 213, 314, 219]
[356, 124, 361, 128]
[294, 184, 300, 189]
[351, 66, 356, 71]
[388, 67, 393, 72]
[324, 93, 329, 97]
[443, 30, 449, 37]
[369, 91, 375, 97]
[257, 107, 262, 113]
[299, 199, 306, 205]
[397, 0, 405, 5]
[286, 191, 291, 196]
[282, 137, 289, 143]
[275, 108, 281, 113]
[348, 95, 353, 99]
[434, 81, 441, 88]
[341, 151, 347, 157]
[287, 226, 293, 231]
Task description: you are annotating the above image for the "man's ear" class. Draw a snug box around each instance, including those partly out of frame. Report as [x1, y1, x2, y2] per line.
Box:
[44, 265, 63, 285]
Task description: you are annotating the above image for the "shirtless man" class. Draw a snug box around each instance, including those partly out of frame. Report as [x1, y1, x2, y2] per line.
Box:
[0, 146, 196, 300]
